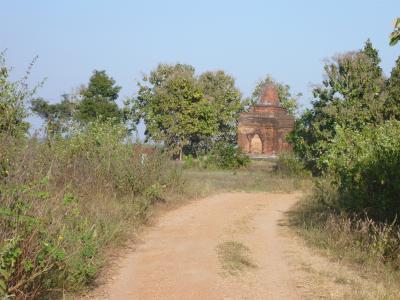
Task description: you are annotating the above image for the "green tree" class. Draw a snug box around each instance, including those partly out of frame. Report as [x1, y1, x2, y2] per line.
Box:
[132, 64, 218, 159]
[384, 56, 400, 119]
[0, 52, 42, 137]
[76, 70, 122, 123]
[289, 40, 385, 174]
[324, 120, 400, 221]
[31, 94, 77, 137]
[250, 75, 301, 116]
[389, 17, 400, 46]
[193, 71, 243, 152]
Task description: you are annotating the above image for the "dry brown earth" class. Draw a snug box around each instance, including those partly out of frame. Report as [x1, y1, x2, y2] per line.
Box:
[84, 192, 379, 300]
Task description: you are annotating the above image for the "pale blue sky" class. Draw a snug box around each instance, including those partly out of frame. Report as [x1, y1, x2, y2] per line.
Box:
[1, 0, 399, 133]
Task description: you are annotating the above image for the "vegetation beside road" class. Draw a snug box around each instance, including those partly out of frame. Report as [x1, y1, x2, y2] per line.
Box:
[286, 34, 400, 299]
[2, 19, 400, 299]
[0, 51, 308, 299]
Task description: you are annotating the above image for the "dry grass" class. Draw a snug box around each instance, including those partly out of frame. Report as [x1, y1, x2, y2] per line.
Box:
[216, 241, 257, 276]
[288, 194, 400, 299]
[182, 160, 311, 198]
[0, 123, 186, 299]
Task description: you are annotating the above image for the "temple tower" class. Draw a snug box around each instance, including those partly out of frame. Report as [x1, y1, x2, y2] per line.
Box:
[237, 84, 294, 156]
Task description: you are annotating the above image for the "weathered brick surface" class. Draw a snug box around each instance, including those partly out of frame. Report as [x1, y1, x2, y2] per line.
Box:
[237, 84, 294, 156]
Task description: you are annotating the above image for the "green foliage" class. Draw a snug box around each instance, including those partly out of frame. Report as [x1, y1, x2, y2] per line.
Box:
[0, 181, 77, 298]
[389, 17, 400, 46]
[274, 152, 309, 178]
[206, 142, 250, 170]
[197, 71, 243, 146]
[182, 155, 196, 169]
[250, 75, 301, 116]
[129, 64, 244, 158]
[0, 52, 42, 137]
[0, 120, 185, 299]
[289, 40, 385, 174]
[323, 121, 400, 221]
[76, 70, 123, 124]
[384, 56, 400, 120]
[31, 95, 77, 137]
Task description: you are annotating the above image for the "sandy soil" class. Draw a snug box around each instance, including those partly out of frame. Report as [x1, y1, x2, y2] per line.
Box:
[83, 192, 371, 300]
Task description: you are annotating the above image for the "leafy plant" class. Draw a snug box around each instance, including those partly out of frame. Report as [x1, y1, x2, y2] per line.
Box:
[323, 120, 400, 221]
[0, 52, 43, 137]
[289, 40, 385, 175]
[274, 152, 309, 178]
[390, 18, 400, 46]
[129, 63, 245, 159]
[206, 142, 250, 170]
[0, 119, 185, 299]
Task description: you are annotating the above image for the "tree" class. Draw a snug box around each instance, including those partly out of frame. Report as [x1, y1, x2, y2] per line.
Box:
[194, 71, 243, 152]
[31, 94, 77, 137]
[132, 64, 218, 159]
[76, 70, 122, 123]
[384, 56, 400, 119]
[289, 40, 385, 174]
[389, 17, 400, 46]
[130, 64, 245, 158]
[0, 52, 42, 137]
[250, 75, 301, 116]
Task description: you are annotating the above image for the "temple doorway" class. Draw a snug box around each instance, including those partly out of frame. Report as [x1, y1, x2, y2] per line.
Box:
[250, 134, 262, 154]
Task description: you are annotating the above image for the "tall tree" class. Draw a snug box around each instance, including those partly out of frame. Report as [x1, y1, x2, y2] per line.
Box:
[384, 56, 400, 119]
[195, 70, 243, 151]
[289, 40, 385, 174]
[250, 75, 301, 116]
[132, 64, 219, 159]
[76, 70, 122, 123]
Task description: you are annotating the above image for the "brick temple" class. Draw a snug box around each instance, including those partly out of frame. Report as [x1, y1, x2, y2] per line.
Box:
[237, 84, 294, 156]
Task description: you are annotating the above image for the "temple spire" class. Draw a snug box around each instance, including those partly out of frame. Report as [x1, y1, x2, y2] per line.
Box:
[259, 84, 280, 106]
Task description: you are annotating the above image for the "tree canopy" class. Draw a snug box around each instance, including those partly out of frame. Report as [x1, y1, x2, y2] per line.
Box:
[289, 40, 385, 174]
[130, 64, 244, 158]
[31, 70, 124, 138]
[31, 94, 77, 137]
[76, 70, 122, 124]
[384, 56, 400, 119]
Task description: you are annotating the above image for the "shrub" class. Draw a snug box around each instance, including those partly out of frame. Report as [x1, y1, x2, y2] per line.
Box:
[182, 155, 196, 169]
[290, 192, 400, 270]
[0, 53, 42, 137]
[206, 142, 250, 170]
[323, 120, 400, 222]
[274, 152, 310, 178]
[0, 120, 184, 299]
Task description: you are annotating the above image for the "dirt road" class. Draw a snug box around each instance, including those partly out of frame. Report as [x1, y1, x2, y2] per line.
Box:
[85, 192, 368, 300]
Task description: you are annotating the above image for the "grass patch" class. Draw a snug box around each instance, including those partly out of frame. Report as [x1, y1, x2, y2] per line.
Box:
[288, 191, 400, 299]
[216, 241, 257, 276]
[182, 160, 311, 198]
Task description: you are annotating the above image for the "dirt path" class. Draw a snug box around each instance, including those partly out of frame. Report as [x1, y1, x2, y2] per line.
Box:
[84, 192, 368, 300]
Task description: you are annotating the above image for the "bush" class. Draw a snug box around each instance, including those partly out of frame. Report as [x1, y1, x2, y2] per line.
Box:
[290, 187, 400, 271]
[274, 152, 310, 178]
[206, 142, 250, 170]
[0, 120, 184, 299]
[0, 53, 41, 138]
[323, 120, 400, 222]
